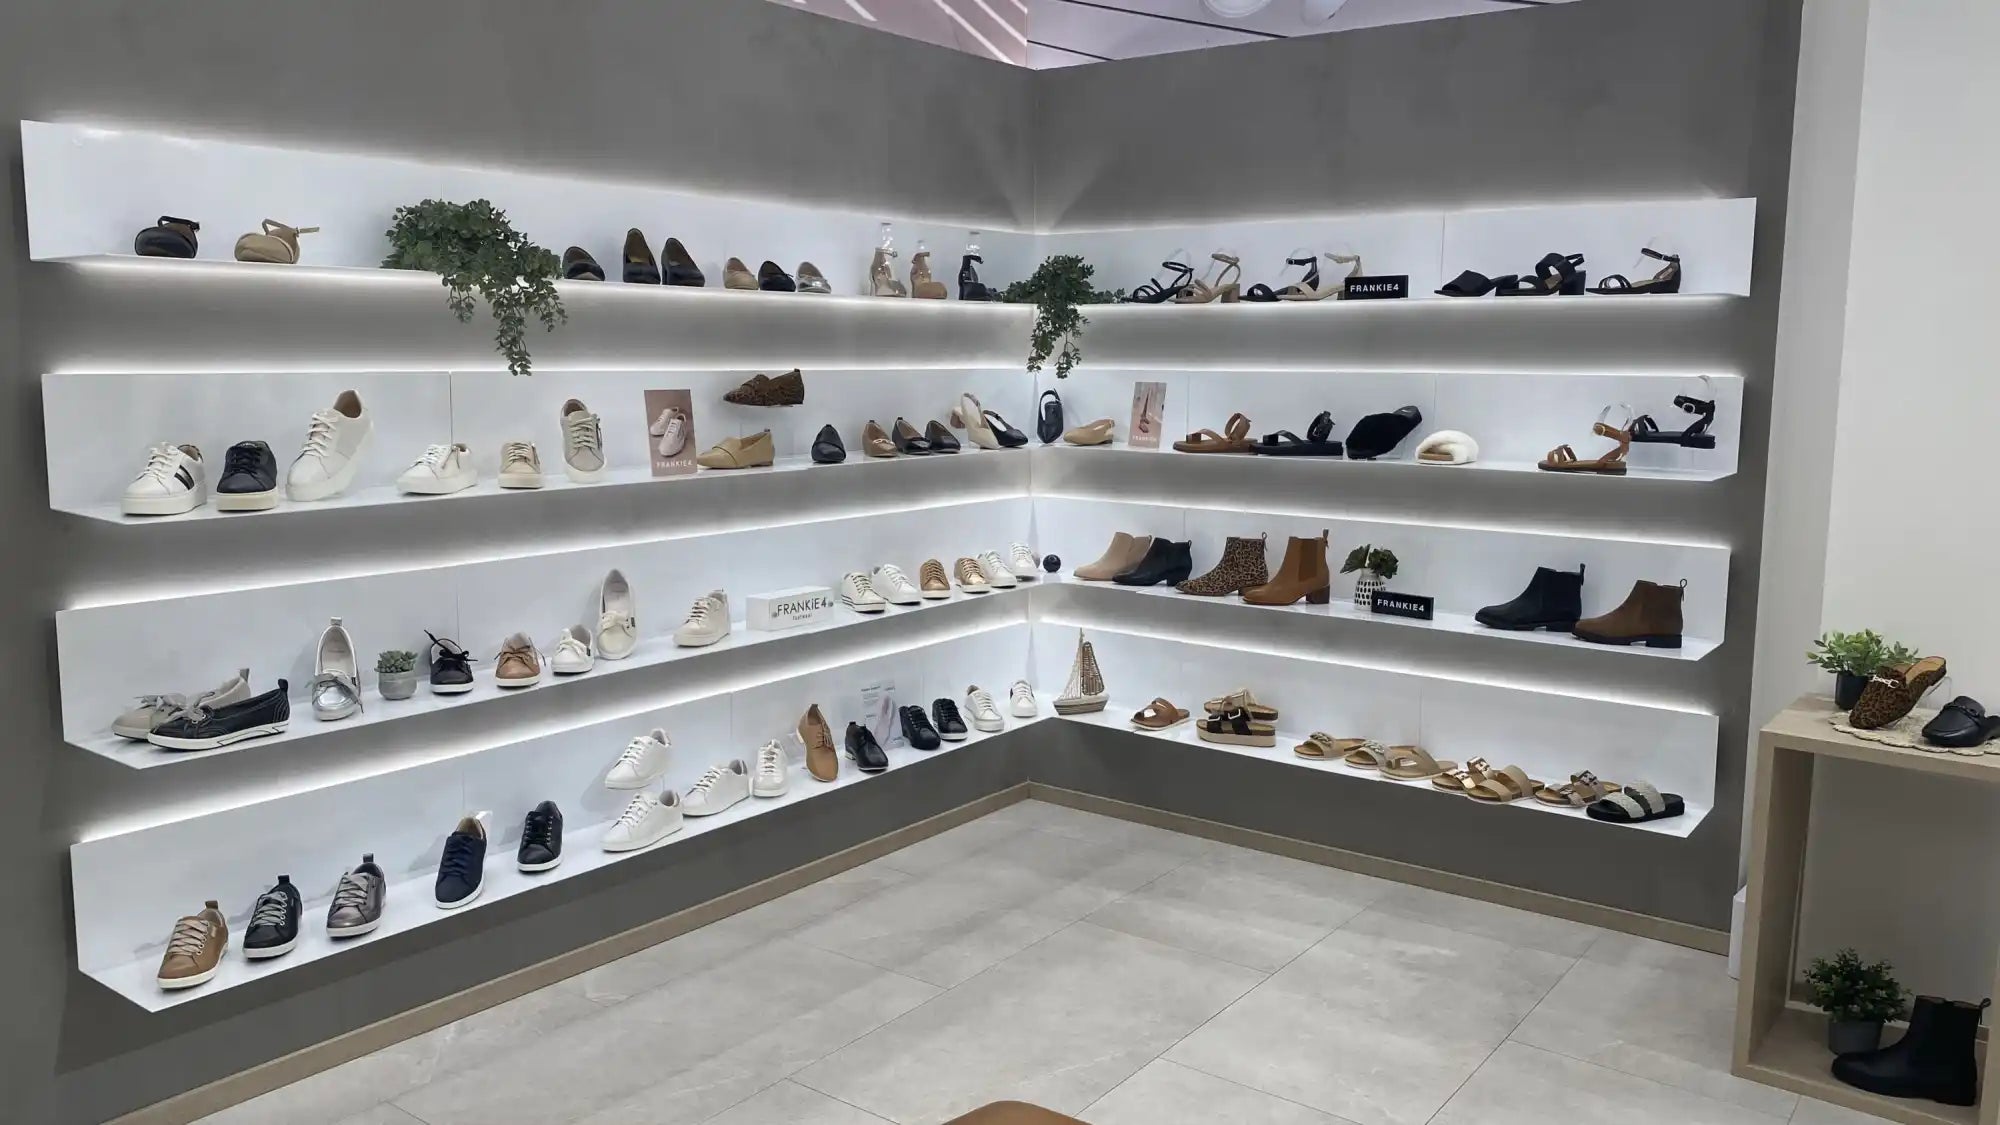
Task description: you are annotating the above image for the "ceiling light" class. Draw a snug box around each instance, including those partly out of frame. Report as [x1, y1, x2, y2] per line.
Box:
[1301, 0, 1350, 21]
[1201, 0, 1274, 17]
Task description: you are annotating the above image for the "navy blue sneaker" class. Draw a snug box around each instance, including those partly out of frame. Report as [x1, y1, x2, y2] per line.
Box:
[434, 816, 487, 909]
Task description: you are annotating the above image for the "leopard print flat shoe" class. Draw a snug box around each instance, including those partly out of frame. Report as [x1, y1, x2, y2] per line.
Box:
[1848, 656, 1948, 730]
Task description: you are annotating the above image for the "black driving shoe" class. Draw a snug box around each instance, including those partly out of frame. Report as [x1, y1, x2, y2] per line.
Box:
[1922, 697, 2000, 749]
[811, 424, 847, 464]
[899, 705, 942, 751]
[845, 722, 890, 773]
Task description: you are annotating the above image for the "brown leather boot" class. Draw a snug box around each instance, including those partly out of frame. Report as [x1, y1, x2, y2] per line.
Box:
[1572, 579, 1684, 648]
[1178, 534, 1269, 596]
[1075, 532, 1152, 581]
[1242, 530, 1329, 606]
[798, 704, 838, 782]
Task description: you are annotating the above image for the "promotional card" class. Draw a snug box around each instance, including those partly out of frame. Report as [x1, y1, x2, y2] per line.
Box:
[861, 680, 905, 749]
[642, 389, 696, 477]
[1128, 381, 1167, 449]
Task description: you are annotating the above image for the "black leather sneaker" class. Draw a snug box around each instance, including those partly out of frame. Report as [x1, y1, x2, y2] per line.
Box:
[434, 816, 487, 909]
[214, 440, 280, 512]
[899, 705, 942, 751]
[147, 680, 290, 750]
[243, 875, 302, 959]
[845, 722, 890, 773]
[931, 698, 969, 742]
[517, 801, 563, 872]
[427, 632, 476, 695]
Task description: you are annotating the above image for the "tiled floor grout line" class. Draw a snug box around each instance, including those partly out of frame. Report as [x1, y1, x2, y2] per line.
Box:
[1416, 949, 1590, 1125]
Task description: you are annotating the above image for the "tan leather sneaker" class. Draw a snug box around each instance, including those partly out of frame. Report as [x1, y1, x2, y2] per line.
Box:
[495, 632, 542, 688]
[156, 900, 228, 990]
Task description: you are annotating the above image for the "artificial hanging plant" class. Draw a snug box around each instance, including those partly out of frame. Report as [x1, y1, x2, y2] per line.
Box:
[1002, 254, 1124, 379]
[382, 199, 565, 376]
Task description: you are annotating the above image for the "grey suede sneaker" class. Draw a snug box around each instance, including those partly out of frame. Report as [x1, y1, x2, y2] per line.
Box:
[326, 854, 386, 938]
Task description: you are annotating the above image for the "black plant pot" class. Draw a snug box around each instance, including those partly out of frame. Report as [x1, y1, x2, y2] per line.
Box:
[1828, 1018, 1884, 1055]
[1835, 671, 1869, 710]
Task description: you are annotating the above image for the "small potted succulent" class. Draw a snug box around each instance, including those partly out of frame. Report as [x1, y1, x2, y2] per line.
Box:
[1805, 948, 1907, 1054]
[1808, 630, 1920, 709]
[1340, 544, 1399, 611]
[375, 650, 419, 701]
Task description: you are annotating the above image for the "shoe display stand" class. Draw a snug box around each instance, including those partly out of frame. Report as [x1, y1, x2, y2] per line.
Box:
[1732, 698, 1999, 1125]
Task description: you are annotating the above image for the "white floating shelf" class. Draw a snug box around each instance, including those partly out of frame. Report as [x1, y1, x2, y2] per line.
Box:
[1032, 442, 1735, 484]
[1083, 293, 1745, 313]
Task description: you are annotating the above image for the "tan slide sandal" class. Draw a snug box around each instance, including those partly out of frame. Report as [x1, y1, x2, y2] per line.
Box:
[1380, 744, 1456, 781]
[1174, 412, 1255, 454]
[1132, 698, 1190, 731]
[1196, 709, 1276, 748]
[1296, 731, 1368, 761]
[234, 219, 320, 264]
[1432, 757, 1492, 794]
[1464, 764, 1541, 803]
[1539, 406, 1632, 475]
[1533, 770, 1622, 807]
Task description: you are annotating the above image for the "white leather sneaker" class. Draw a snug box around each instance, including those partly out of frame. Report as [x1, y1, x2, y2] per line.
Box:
[561, 398, 606, 483]
[675, 590, 730, 647]
[605, 728, 671, 789]
[122, 443, 207, 516]
[602, 789, 683, 852]
[872, 564, 922, 606]
[1007, 543, 1040, 580]
[655, 409, 688, 458]
[396, 442, 476, 495]
[840, 571, 888, 614]
[1009, 679, 1038, 718]
[596, 569, 638, 659]
[497, 440, 544, 489]
[288, 390, 372, 501]
[682, 760, 751, 816]
[550, 624, 594, 675]
[976, 551, 1021, 589]
[965, 685, 1005, 732]
[752, 740, 789, 797]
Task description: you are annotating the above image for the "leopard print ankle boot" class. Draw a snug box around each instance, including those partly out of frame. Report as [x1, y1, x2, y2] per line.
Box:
[1177, 534, 1269, 596]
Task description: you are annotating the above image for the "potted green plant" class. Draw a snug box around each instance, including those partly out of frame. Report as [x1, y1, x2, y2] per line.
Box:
[1340, 544, 1399, 611]
[375, 650, 419, 701]
[381, 199, 565, 377]
[1805, 948, 1907, 1054]
[1001, 255, 1124, 379]
[1808, 630, 1920, 709]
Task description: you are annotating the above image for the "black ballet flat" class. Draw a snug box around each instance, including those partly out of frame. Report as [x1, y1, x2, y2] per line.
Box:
[1630, 396, 1717, 448]
[757, 260, 796, 292]
[135, 216, 201, 259]
[811, 424, 846, 464]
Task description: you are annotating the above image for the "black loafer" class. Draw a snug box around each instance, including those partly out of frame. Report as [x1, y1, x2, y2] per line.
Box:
[811, 424, 847, 464]
[562, 246, 605, 281]
[1113, 539, 1194, 586]
[1344, 405, 1424, 460]
[845, 722, 890, 772]
[899, 706, 942, 750]
[1922, 697, 2000, 749]
[892, 418, 933, 455]
[924, 420, 961, 453]
[663, 237, 705, 287]
[757, 260, 796, 292]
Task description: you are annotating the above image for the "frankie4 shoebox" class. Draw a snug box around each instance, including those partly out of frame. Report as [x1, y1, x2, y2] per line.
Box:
[747, 585, 837, 631]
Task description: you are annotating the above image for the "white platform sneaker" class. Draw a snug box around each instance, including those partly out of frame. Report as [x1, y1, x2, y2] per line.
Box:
[596, 569, 638, 659]
[871, 564, 922, 606]
[753, 740, 789, 797]
[683, 760, 751, 816]
[602, 789, 683, 852]
[1007, 543, 1040, 580]
[121, 443, 207, 516]
[396, 442, 476, 495]
[675, 590, 730, 647]
[1009, 679, 1039, 718]
[562, 398, 607, 483]
[605, 728, 671, 789]
[965, 685, 1005, 732]
[288, 389, 372, 501]
[497, 440, 544, 489]
[840, 571, 888, 614]
[976, 551, 1020, 589]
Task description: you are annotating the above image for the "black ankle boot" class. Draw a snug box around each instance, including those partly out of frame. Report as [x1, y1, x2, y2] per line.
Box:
[1113, 539, 1193, 587]
[1832, 996, 1988, 1106]
[1475, 565, 1584, 631]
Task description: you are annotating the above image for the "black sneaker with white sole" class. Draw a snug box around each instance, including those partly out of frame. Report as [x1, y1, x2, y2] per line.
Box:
[243, 875, 302, 959]
[427, 631, 476, 694]
[434, 816, 487, 909]
[899, 705, 942, 751]
[517, 801, 563, 872]
[215, 440, 280, 512]
[845, 722, 890, 773]
[931, 697, 969, 742]
[147, 680, 290, 750]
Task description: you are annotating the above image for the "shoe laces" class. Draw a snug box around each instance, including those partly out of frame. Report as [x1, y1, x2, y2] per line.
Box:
[166, 917, 212, 958]
[250, 889, 291, 928]
[223, 443, 264, 476]
[614, 793, 658, 829]
[301, 409, 341, 459]
[439, 835, 479, 880]
[501, 440, 537, 471]
[757, 741, 783, 779]
[133, 691, 191, 717]
[921, 560, 947, 584]
[331, 871, 373, 911]
[615, 735, 660, 769]
[555, 631, 591, 660]
[523, 807, 558, 849]
[876, 564, 911, 590]
[689, 765, 727, 795]
[684, 597, 717, 625]
[138, 444, 184, 485]
[968, 687, 997, 715]
[412, 443, 453, 472]
[564, 410, 602, 456]
[935, 699, 962, 724]
[846, 571, 877, 597]
[1010, 543, 1034, 565]
[599, 609, 636, 636]
[428, 633, 474, 675]
[1010, 679, 1034, 702]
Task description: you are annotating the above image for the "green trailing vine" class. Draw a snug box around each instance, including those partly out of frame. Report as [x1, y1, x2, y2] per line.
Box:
[382, 199, 565, 376]
[1002, 254, 1124, 379]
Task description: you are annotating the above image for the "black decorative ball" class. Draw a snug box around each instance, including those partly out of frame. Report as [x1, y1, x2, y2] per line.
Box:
[1042, 554, 1060, 573]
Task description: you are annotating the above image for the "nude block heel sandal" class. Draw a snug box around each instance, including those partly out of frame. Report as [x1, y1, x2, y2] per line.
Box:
[1176, 252, 1242, 304]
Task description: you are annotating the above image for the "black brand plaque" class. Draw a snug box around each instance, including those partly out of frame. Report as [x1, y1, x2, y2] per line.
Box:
[1369, 590, 1435, 620]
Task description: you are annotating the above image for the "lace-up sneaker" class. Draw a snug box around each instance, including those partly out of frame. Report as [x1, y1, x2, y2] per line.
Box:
[214, 440, 279, 511]
[603, 789, 682, 852]
[954, 557, 990, 593]
[112, 668, 250, 740]
[919, 559, 952, 600]
[243, 875, 302, 959]
[675, 590, 730, 647]
[976, 551, 1021, 589]
[965, 685, 1005, 732]
[156, 900, 227, 989]
[872, 564, 922, 606]
[495, 633, 542, 688]
[1009, 679, 1039, 718]
[427, 632, 476, 694]
[497, 440, 544, 489]
[396, 442, 476, 494]
[597, 569, 638, 659]
[561, 398, 606, 483]
[122, 442, 206, 516]
[799, 704, 839, 782]
[287, 389, 372, 501]
[840, 571, 888, 614]
[899, 705, 942, 750]
[1008, 543, 1040, 580]
[753, 740, 789, 797]
[605, 727, 671, 789]
[932, 697, 969, 742]
[517, 801, 564, 872]
[147, 678, 291, 751]
[434, 815, 487, 909]
[682, 760, 751, 816]
[550, 624, 594, 675]
[326, 855, 386, 937]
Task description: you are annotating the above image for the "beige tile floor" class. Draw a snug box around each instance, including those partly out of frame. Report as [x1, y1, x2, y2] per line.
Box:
[199, 800, 1891, 1125]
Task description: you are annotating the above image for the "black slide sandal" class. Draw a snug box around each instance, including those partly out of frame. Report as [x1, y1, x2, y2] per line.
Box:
[1253, 411, 1343, 456]
[1127, 259, 1194, 304]
[1343, 405, 1424, 460]
[1245, 255, 1321, 302]
[1498, 252, 1585, 296]
[1435, 269, 1518, 297]
[1586, 781, 1684, 824]
[1589, 248, 1682, 295]
[1630, 396, 1717, 448]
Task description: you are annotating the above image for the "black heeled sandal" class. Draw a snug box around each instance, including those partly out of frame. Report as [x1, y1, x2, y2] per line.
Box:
[958, 253, 997, 301]
[1589, 248, 1683, 295]
[1037, 390, 1064, 445]
[1498, 252, 1586, 296]
[1630, 396, 1716, 448]
[1126, 259, 1194, 304]
[1435, 269, 1519, 297]
[1244, 255, 1320, 302]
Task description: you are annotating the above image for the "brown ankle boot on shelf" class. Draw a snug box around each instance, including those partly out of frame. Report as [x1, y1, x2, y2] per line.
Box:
[1178, 534, 1270, 597]
[1242, 530, 1329, 606]
[1848, 656, 1949, 730]
[1572, 579, 1685, 648]
[1074, 532, 1152, 581]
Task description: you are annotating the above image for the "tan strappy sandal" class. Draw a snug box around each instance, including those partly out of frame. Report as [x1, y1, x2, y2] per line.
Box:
[1539, 405, 1633, 475]
[1176, 252, 1242, 304]
[1131, 698, 1190, 731]
[234, 220, 320, 264]
[1173, 412, 1255, 454]
[1533, 770, 1623, 807]
[1295, 731, 1368, 761]
[1464, 764, 1542, 803]
[1279, 252, 1362, 301]
[1433, 757, 1492, 794]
